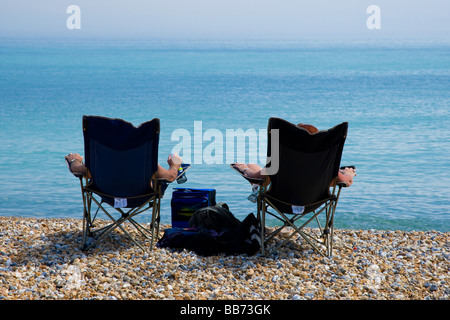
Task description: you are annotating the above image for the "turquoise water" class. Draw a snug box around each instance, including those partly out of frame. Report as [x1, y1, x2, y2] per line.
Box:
[0, 38, 449, 232]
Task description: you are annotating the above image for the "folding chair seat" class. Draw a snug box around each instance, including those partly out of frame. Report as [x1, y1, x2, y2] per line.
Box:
[69, 115, 164, 251]
[256, 118, 349, 257]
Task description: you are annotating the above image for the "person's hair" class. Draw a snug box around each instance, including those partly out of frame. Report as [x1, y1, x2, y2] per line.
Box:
[297, 123, 319, 134]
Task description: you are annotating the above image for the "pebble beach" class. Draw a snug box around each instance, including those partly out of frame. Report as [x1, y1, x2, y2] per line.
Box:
[0, 216, 448, 301]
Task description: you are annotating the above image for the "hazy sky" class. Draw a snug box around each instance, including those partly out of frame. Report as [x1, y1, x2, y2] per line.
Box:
[0, 0, 449, 39]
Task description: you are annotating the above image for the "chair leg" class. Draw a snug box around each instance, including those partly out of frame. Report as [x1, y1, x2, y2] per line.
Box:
[80, 192, 161, 252]
[324, 199, 338, 257]
[256, 197, 266, 256]
[80, 182, 93, 250]
[262, 199, 340, 257]
[150, 195, 159, 250]
[81, 206, 90, 251]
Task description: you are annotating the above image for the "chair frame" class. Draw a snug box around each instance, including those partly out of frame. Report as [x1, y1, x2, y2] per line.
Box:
[257, 180, 345, 257]
[255, 118, 348, 257]
[78, 175, 164, 252]
[69, 115, 164, 252]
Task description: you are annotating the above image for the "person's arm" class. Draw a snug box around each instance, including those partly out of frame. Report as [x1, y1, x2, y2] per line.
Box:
[232, 163, 264, 179]
[65, 153, 87, 175]
[155, 153, 182, 182]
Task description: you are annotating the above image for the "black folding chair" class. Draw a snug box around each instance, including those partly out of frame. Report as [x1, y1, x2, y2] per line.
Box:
[68, 115, 164, 251]
[257, 118, 349, 257]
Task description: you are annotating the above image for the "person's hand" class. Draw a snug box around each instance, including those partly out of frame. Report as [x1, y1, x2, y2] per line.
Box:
[65, 153, 83, 163]
[232, 162, 249, 176]
[168, 153, 182, 167]
[341, 167, 356, 177]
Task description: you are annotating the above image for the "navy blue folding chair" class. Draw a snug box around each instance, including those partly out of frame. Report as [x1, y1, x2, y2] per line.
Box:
[257, 118, 349, 257]
[69, 115, 164, 251]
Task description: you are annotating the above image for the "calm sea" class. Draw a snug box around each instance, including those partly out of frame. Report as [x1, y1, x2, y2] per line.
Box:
[0, 38, 449, 232]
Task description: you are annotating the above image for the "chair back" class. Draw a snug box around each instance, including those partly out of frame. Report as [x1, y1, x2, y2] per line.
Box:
[265, 118, 348, 209]
[82, 116, 160, 204]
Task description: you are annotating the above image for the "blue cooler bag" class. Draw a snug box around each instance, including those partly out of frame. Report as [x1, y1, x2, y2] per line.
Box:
[171, 188, 216, 228]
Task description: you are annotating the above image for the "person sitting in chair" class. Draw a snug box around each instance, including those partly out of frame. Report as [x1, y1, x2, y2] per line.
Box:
[65, 152, 183, 182]
[231, 123, 356, 187]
